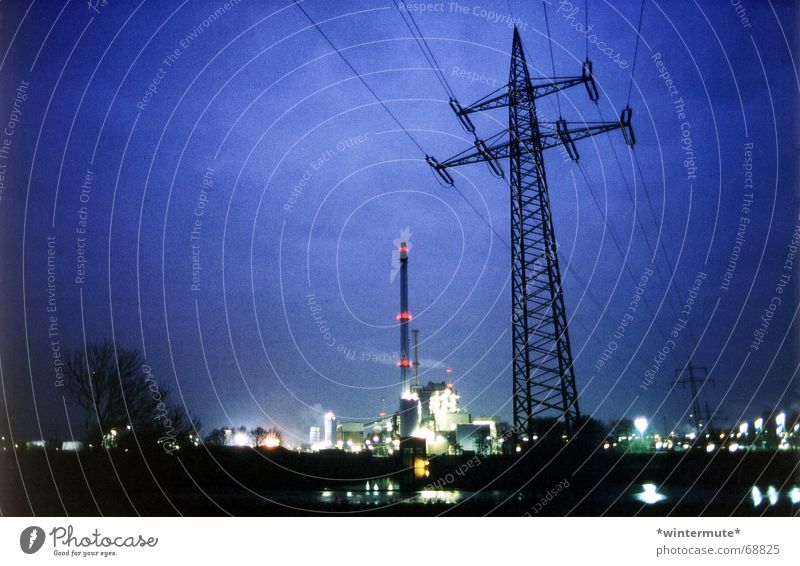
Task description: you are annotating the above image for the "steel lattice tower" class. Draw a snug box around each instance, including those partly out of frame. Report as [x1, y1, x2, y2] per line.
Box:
[428, 28, 635, 438]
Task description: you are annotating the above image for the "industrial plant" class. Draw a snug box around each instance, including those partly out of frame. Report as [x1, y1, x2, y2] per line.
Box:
[304, 239, 502, 459]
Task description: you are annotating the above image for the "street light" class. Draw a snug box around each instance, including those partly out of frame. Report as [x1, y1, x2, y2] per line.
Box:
[634, 417, 648, 436]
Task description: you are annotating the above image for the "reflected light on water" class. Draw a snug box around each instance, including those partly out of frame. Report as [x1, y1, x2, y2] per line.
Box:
[751, 486, 762, 507]
[752, 485, 784, 506]
[766, 486, 778, 506]
[418, 490, 462, 504]
[634, 483, 667, 504]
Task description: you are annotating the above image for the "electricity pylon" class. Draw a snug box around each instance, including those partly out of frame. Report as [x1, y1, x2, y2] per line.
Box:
[673, 361, 714, 433]
[427, 28, 635, 439]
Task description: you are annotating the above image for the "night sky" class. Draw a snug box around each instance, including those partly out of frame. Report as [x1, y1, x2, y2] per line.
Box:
[0, 0, 797, 445]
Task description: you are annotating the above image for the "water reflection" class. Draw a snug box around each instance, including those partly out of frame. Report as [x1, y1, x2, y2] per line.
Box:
[634, 483, 667, 504]
[766, 486, 778, 506]
[311, 488, 466, 506]
[751, 486, 762, 506]
[418, 490, 462, 504]
[750, 485, 800, 507]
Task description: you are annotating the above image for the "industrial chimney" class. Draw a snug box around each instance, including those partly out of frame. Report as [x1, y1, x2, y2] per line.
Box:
[396, 241, 419, 437]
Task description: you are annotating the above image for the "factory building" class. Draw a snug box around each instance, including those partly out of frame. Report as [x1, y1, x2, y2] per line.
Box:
[309, 426, 320, 445]
[338, 422, 364, 452]
[323, 411, 336, 447]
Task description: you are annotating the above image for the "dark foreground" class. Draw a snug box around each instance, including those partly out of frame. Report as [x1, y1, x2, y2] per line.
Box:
[2, 444, 798, 516]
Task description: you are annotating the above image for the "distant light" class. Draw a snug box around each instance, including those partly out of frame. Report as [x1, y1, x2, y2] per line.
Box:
[706, 443, 715, 453]
[396, 312, 412, 321]
[754, 418, 763, 431]
[776, 412, 786, 434]
[233, 432, 249, 447]
[728, 443, 739, 452]
[261, 436, 280, 448]
[634, 417, 648, 435]
[635, 483, 666, 504]
[739, 422, 749, 435]
[788, 487, 800, 504]
[446, 368, 452, 374]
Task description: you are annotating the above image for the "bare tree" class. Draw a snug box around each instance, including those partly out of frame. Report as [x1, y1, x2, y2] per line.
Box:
[251, 426, 282, 447]
[64, 340, 198, 449]
[249, 427, 268, 447]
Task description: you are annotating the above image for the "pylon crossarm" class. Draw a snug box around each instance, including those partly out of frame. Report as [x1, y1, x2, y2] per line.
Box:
[432, 117, 627, 170]
[455, 75, 590, 115]
[539, 120, 625, 152]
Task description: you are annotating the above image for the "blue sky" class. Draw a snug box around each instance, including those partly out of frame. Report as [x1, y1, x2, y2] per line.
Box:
[0, 0, 797, 443]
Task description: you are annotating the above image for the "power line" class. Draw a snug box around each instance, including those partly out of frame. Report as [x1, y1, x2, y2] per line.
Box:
[394, 1, 457, 100]
[506, 0, 515, 21]
[594, 106, 688, 328]
[542, 0, 562, 116]
[584, 0, 589, 60]
[627, 0, 646, 106]
[393, 1, 455, 99]
[292, 0, 429, 155]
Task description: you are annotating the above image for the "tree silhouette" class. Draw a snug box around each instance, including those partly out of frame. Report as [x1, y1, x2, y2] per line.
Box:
[250, 426, 282, 447]
[250, 427, 268, 446]
[64, 340, 199, 450]
[203, 428, 227, 447]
